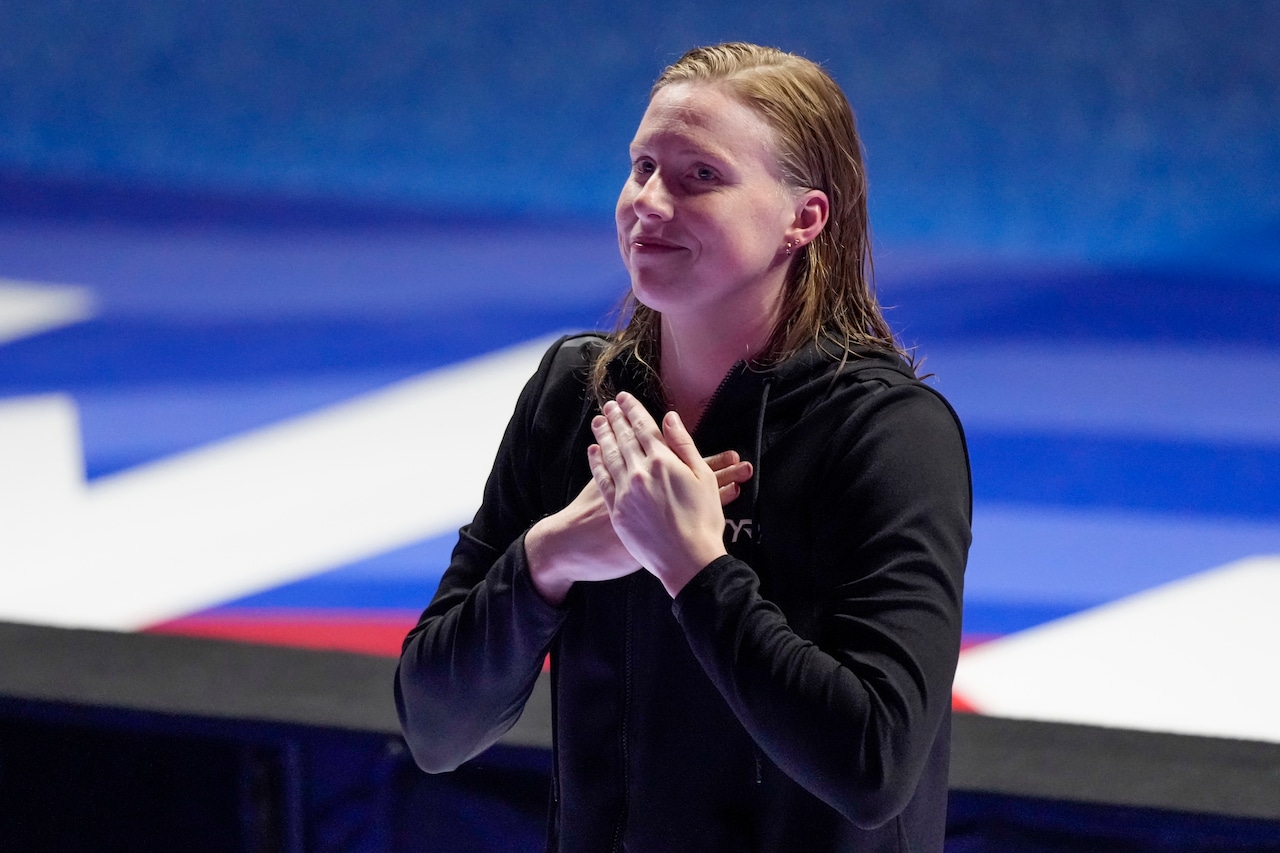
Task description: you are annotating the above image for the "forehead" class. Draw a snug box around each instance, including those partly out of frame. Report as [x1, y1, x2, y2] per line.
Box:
[631, 82, 782, 169]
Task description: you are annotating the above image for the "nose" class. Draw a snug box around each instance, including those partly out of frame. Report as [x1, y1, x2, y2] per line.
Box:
[632, 172, 673, 221]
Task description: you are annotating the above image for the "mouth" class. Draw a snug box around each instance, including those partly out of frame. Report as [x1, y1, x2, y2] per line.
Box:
[631, 235, 683, 252]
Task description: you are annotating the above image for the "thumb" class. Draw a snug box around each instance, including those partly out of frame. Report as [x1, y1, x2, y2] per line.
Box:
[662, 411, 705, 471]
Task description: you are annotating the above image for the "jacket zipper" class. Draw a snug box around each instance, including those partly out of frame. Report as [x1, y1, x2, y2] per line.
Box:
[687, 361, 743, 439]
[609, 577, 636, 852]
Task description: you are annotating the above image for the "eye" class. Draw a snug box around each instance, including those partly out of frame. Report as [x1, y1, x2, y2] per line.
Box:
[692, 165, 717, 181]
[632, 157, 656, 177]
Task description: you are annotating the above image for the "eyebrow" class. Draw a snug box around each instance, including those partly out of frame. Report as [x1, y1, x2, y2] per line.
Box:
[628, 138, 731, 164]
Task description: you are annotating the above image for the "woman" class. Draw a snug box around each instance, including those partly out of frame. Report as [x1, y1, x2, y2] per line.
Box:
[397, 43, 971, 852]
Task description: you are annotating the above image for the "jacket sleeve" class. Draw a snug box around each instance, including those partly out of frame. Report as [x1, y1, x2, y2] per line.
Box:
[394, 340, 573, 773]
[671, 383, 971, 828]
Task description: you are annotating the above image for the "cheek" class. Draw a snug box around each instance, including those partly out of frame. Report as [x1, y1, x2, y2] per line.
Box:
[615, 191, 634, 262]
[615, 183, 636, 225]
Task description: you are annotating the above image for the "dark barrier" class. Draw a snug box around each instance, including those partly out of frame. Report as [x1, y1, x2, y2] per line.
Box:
[3, 622, 1278, 851]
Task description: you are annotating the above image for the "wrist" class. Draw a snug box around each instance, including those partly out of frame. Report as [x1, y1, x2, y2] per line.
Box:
[525, 517, 574, 606]
[657, 542, 727, 599]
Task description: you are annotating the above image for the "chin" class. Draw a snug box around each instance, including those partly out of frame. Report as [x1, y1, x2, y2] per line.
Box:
[628, 278, 674, 314]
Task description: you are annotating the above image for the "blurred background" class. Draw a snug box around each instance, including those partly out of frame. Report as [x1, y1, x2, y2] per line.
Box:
[1, 1, 1278, 850]
[4, 0, 1278, 258]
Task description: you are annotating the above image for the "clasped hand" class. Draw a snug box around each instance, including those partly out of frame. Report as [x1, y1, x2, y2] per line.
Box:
[526, 393, 751, 604]
[587, 392, 745, 597]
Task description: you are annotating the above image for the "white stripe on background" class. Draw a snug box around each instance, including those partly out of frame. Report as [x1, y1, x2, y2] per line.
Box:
[0, 279, 96, 345]
[0, 336, 555, 631]
[955, 554, 1280, 744]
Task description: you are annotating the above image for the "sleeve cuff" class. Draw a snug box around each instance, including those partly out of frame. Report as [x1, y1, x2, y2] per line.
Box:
[672, 554, 745, 617]
[510, 531, 573, 618]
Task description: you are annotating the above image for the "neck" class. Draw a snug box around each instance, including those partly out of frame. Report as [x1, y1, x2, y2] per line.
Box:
[658, 307, 777, 427]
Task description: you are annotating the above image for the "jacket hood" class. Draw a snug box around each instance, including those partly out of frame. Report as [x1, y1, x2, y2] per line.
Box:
[603, 335, 917, 426]
[686, 338, 919, 443]
[601, 337, 921, 566]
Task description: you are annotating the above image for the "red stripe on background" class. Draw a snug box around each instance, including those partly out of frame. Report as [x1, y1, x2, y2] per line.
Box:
[961, 633, 1000, 651]
[953, 635, 995, 712]
[145, 609, 421, 657]
[151, 613, 977, 674]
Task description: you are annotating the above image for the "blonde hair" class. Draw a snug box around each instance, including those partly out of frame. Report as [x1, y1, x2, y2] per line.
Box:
[593, 42, 907, 401]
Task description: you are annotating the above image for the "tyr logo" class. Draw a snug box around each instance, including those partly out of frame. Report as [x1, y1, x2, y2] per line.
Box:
[724, 518, 754, 543]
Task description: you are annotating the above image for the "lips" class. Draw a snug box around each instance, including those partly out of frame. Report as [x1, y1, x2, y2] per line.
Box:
[631, 234, 684, 252]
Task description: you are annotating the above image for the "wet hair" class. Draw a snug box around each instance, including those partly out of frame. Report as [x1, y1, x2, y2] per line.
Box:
[592, 42, 909, 402]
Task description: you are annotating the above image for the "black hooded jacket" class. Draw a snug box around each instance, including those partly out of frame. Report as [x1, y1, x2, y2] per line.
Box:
[396, 333, 972, 852]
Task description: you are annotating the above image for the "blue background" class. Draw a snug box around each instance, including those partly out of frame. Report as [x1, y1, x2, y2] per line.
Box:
[3, 0, 1278, 261]
[2, 0, 1278, 640]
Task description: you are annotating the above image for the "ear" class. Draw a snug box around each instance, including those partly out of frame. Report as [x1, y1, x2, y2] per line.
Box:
[786, 189, 829, 250]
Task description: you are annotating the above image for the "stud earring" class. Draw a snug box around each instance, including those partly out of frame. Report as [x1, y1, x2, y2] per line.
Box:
[785, 241, 793, 256]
